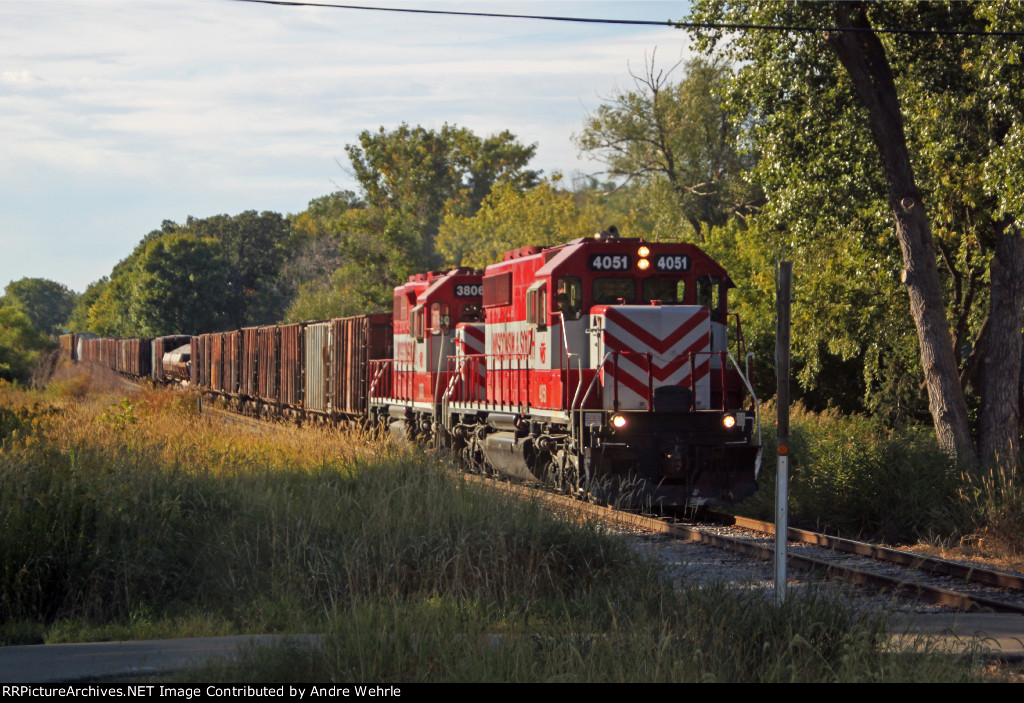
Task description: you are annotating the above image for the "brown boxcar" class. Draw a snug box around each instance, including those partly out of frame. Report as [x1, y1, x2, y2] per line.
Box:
[240, 327, 260, 398]
[59, 334, 75, 361]
[201, 333, 216, 386]
[257, 326, 280, 403]
[279, 323, 304, 408]
[331, 314, 393, 417]
[223, 330, 241, 395]
[210, 333, 225, 392]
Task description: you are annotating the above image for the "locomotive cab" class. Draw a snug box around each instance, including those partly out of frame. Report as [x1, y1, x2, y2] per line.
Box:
[453, 234, 760, 508]
[369, 267, 483, 443]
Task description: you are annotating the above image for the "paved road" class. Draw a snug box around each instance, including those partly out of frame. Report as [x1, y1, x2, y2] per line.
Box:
[888, 613, 1024, 660]
[1, 615, 1022, 682]
[0, 635, 324, 683]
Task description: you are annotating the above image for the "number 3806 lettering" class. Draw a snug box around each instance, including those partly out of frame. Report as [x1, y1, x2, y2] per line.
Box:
[455, 284, 482, 297]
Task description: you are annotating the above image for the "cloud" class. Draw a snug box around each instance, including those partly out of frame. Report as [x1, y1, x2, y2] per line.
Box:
[0, 0, 693, 291]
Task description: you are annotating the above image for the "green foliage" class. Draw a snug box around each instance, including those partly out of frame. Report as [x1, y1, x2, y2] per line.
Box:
[72, 211, 293, 337]
[347, 123, 540, 272]
[437, 177, 641, 269]
[134, 234, 233, 336]
[575, 55, 762, 239]
[1, 278, 78, 337]
[687, 1, 1024, 418]
[286, 124, 541, 319]
[98, 397, 142, 430]
[176, 211, 294, 328]
[739, 406, 962, 543]
[0, 306, 51, 383]
[65, 278, 108, 336]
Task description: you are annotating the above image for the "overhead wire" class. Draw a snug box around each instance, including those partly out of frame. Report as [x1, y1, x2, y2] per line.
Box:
[228, 0, 1024, 38]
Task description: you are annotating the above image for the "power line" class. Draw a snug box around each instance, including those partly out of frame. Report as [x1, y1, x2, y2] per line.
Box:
[229, 0, 1024, 38]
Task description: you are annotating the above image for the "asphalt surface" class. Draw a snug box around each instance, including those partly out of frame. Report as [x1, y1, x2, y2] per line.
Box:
[0, 635, 324, 683]
[1, 614, 1022, 682]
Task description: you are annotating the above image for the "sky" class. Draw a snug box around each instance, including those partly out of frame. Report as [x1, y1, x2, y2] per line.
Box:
[0, 0, 695, 294]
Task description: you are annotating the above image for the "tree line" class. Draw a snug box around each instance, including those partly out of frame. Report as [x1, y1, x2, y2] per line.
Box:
[5, 0, 1023, 472]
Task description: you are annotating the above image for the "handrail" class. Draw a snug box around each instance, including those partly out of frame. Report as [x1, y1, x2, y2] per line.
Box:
[367, 359, 391, 399]
[727, 350, 763, 477]
[440, 354, 469, 432]
[573, 351, 613, 446]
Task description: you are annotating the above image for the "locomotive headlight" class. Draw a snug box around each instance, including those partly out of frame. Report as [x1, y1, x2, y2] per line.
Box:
[722, 414, 737, 429]
[610, 414, 628, 429]
[637, 258, 651, 270]
[637, 246, 650, 258]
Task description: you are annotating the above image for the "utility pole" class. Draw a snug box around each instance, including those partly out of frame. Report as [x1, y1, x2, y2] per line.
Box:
[775, 260, 792, 605]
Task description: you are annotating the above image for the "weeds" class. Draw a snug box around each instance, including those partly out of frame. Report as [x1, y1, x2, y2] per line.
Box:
[960, 464, 1024, 555]
[738, 404, 963, 543]
[0, 375, 997, 681]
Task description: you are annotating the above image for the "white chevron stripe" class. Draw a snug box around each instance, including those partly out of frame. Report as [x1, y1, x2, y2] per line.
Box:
[595, 307, 712, 410]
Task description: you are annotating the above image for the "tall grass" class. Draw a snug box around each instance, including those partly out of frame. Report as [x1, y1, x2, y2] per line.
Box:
[0, 377, 994, 681]
[0, 378, 633, 636]
[959, 463, 1024, 556]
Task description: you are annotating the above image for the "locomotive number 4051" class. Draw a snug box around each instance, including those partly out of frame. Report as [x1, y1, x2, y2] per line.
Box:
[588, 254, 631, 271]
[654, 255, 690, 272]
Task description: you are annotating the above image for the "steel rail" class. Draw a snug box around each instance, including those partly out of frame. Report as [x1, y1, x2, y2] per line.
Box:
[466, 475, 1024, 615]
[188, 383, 1024, 615]
[706, 511, 1024, 591]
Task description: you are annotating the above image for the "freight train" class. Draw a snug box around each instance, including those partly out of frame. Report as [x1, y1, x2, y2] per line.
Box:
[62, 229, 762, 508]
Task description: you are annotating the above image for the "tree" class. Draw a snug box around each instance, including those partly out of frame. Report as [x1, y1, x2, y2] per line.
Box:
[66, 278, 108, 335]
[689, 1, 1024, 466]
[2, 278, 78, 337]
[346, 123, 540, 271]
[287, 124, 542, 318]
[173, 211, 294, 328]
[437, 177, 645, 269]
[575, 54, 762, 241]
[131, 234, 232, 336]
[0, 305, 49, 382]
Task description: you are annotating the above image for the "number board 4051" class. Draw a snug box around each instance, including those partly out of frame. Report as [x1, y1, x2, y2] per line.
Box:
[588, 254, 632, 271]
[653, 254, 690, 272]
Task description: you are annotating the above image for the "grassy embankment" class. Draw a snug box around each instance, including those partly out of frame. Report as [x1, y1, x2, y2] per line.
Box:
[0, 365, 1002, 681]
[738, 403, 1024, 568]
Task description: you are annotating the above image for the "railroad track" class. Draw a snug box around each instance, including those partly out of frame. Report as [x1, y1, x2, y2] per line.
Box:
[468, 474, 1024, 614]
[193, 396, 1024, 615]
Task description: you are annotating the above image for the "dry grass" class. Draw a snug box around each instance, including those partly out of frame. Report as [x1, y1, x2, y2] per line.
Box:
[0, 372, 996, 681]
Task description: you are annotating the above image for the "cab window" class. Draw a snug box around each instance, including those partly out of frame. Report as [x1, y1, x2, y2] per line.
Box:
[430, 302, 450, 332]
[555, 277, 582, 320]
[593, 278, 636, 305]
[696, 276, 724, 320]
[526, 284, 547, 331]
[643, 279, 686, 304]
[460, 304, 483, 323]
[410, 306, 426, 341]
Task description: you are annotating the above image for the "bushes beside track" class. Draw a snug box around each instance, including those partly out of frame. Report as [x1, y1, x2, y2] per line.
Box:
[738, 404, 1024, 555]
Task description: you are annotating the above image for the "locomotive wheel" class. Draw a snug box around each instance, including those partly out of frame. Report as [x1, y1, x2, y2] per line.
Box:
[459, 442, 488, 476]
[549, 450, 584, 497]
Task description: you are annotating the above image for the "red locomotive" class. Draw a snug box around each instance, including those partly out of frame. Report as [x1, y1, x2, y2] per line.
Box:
[369, 229, 761, 507]
[65, 228, 761, 508]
